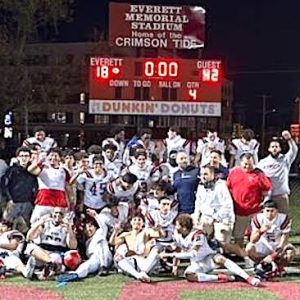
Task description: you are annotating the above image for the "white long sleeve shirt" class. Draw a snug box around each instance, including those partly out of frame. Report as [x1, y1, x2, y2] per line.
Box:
[193, 179, 235, 224]
[257, 140, 298, 196]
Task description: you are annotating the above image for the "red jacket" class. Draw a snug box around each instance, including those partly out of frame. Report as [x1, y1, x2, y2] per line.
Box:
[227, 167, 272, 216]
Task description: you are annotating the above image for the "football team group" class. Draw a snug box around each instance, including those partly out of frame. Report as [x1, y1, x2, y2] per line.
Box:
[0, 125, 297, 286]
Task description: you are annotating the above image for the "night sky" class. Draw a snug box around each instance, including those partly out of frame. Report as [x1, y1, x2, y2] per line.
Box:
[59, 0, 300, 131]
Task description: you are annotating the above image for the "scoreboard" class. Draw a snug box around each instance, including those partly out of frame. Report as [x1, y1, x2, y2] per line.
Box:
[89, 57, 222, 116]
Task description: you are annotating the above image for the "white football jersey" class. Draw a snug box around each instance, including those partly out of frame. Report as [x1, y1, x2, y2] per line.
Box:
[230, 138, 259, 166]
[95, 204, 129, 237]
[77, 169, 113, 209]
[146, 210, 177, 242]
[197, 137, 225, 154]
[85, 228, 108, 258]
[23, 137, 57, 153]
[39, 221, 68, 250]
[163, 135, 190, 156]
[107, 180, 139, 202]
[173, 229, 215, 262]
[103, 154, 122, 179]
[0, 230, 24, 256]
[251, 213, 291, 249]
[38, 164, 70, 191]
[140, 195, 159, 214]
[128, 163, 158, 191]
[102, 138, 125, 160]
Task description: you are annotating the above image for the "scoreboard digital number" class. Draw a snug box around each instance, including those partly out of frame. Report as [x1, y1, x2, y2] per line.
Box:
[89, 57, 222, 102]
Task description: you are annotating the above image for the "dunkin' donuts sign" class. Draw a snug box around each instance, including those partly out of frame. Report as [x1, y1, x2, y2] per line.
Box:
[109, 3, 205, 49]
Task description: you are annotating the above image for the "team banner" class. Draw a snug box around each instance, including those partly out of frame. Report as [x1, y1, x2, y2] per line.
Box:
[109, 3, 205, 49]
[89, 100, 220, 116]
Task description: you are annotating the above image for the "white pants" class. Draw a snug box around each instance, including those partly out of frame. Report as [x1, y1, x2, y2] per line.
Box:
[75, 246, 112, 279]
[0, 252, 22, 270]
[119, 247, 160, 275]
[184, 255, 217, 275]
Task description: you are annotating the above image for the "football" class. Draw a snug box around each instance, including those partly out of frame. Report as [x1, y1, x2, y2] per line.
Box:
[64, 250, 82, 270]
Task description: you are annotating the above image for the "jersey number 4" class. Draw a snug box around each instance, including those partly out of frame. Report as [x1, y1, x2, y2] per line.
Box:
[89, 182, 106, 196]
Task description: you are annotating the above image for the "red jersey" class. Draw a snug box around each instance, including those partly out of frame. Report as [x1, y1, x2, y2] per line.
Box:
[227, 167, 272, 216]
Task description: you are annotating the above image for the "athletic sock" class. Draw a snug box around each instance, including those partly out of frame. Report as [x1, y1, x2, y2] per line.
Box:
[197, 273, 219, 282]
[224, 258, 249, 280]
[118, 259, 140, 279]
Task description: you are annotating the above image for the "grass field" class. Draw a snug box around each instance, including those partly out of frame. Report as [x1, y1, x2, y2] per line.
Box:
[4, 275, 129, 300]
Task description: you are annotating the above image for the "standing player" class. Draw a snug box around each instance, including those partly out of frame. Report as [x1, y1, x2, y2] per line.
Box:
[102, 143, 123, 179]
[123, 128, 156, 166]
[257, 130, 298, 213]
[102, 127, 126, 160]
[106, 172, 139, 203]
[229, 128, 260, 167]
[70, 155, 114, 213]
[195, 130, 225, 166]
[23, 126, 57, 155]
[160, 214, 260, 286]
[28, 148, 72, 223]
[193, 166, 235, 245]
[128, 151, 159, 193]
[158, 150, 180, 183]
[246, 200, 295, 279]
[206, 149, 229, 180]
[161, 127, 190, 161]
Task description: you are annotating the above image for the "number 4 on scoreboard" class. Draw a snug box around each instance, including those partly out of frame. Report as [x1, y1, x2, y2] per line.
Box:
[188, 89, 197, 100]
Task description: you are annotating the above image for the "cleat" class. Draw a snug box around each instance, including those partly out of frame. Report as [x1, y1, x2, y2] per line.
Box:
[137, 271, 151, 283]
[39, 263, 51, 281]
[247, 276, 261, 287]
[23, 256, 36, 279]
[244, 256, 255, 269]
[98, 266, 109, 276]
[57, 272, 79, 283]
[218, 273, 235, 282]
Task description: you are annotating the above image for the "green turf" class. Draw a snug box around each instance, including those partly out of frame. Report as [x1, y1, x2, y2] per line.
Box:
[290, 204, 300, 238]
[4, 274, 130, 300]
[181, 289, 280, 300]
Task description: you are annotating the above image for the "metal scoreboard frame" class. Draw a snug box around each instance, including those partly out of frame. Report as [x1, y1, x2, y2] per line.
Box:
[89, 57, 222, 117]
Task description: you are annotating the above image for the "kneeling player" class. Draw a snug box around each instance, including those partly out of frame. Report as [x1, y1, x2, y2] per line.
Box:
[245, 200, 295, 280]
[160, 214, 260, 286]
